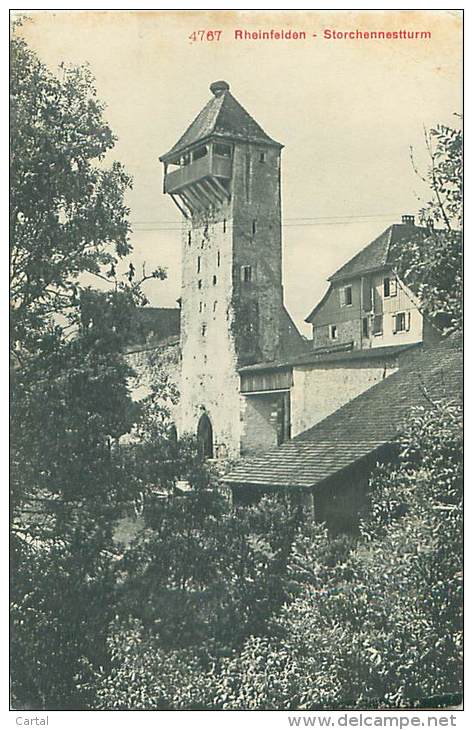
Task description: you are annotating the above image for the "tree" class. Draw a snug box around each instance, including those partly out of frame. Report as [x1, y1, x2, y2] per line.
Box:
[391, 122, 463, 335]
[79, 492, 304, 709]
[9, 26, 165, 708]
[210, 402, 462, 710]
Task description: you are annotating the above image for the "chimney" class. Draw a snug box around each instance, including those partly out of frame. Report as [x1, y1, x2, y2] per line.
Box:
[401, 214, 415, 226]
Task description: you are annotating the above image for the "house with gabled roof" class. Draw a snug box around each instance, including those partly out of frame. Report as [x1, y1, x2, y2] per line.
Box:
[305, 215, 438, 351]
[237, 215, 441, 455]
[223, 334, 462, 531]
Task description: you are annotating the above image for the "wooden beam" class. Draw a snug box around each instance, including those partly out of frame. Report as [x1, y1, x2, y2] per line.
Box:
[185, 186, 206, 212]
[194, 180, 215, 208]
[180, 191, 197, 216]
[201, 178, 224, 206]
[171, 193, 189, 219]
[213, 176, 231, 201]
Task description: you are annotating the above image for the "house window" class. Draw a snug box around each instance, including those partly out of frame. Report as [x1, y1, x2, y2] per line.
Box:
[362, 317, 369, 338]
[259, 151, 266, 163]
[393, 311, 410, 334]
[384, 276, 397, 297]
[252, 220, 257, 236]
[373, 314, 383, 336]
[339, 285, 352, 307]
[329, 324, 338, 340]
[241, 265, 252, 283]
[197, 256, 201, 273]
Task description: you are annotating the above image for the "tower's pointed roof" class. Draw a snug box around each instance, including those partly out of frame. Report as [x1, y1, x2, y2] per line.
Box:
[160, 81, 282, 162]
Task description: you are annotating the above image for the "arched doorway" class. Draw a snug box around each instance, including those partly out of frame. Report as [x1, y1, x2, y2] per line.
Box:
[197, 413, 213, 459]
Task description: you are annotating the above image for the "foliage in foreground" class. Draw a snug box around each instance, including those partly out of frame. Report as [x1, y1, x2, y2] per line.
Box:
[391, 122, 462, 335]
[84, 403, 462, 710]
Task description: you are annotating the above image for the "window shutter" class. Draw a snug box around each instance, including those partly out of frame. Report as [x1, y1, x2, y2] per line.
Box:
[390, 278, 398, 297]
[392, 314, 397, 334]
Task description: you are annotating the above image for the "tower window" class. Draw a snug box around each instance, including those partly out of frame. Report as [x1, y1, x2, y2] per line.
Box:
[241, 265, 252, 283]
[223, 219, 226, 233]
[252, 220, 257, 236]
[212, 275, 217, 285]
[197, 256, 201, 273]
[213, 300, 218, 312]
[245, 153, 251, 202]
[214, 143, 232, 158]
[201, 324, 207, 336]
[188, 231, 192, 246]
[193, 145, 207, 161]
[259, 151, 266, 163]
[198, 279, 202, 289]
[217, 250, 220, 267]
[329, 324, 338, 340]
[199, 301, 203, 313]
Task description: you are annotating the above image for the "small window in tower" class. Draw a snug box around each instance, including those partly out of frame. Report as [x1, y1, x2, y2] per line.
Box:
[214, 143, 232, 158]
[217, 250, 220, 267]
[198, 279, 202, 289]
[213, 300, 218, 312]
[240, 265, 252, 283]
[188, 231, 192, 246]
[201, 324, 207, 336]
[212, 275, 217, 285]
[252, 220, 257, 236]
[223, 219, 226, 233]
[329, 324, 338, 340]
[245, 153, 251, 202]
[197, 256, 201, 273]
[199, 301, 203, 313]
[193, 145, 207, 161]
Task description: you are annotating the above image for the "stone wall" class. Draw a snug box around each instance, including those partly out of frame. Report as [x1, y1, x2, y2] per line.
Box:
[125, 340, 181, 423]
[290, 356, 399, 437]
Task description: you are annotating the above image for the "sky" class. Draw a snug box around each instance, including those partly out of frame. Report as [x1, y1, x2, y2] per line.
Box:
[16, 9, 462, 334]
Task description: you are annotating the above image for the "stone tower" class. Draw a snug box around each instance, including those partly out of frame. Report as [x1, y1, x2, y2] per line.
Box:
[160, 80, 303, 458]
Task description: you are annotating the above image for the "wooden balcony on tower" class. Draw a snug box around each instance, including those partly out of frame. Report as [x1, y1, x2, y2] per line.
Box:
[162, 142, 233, 217]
